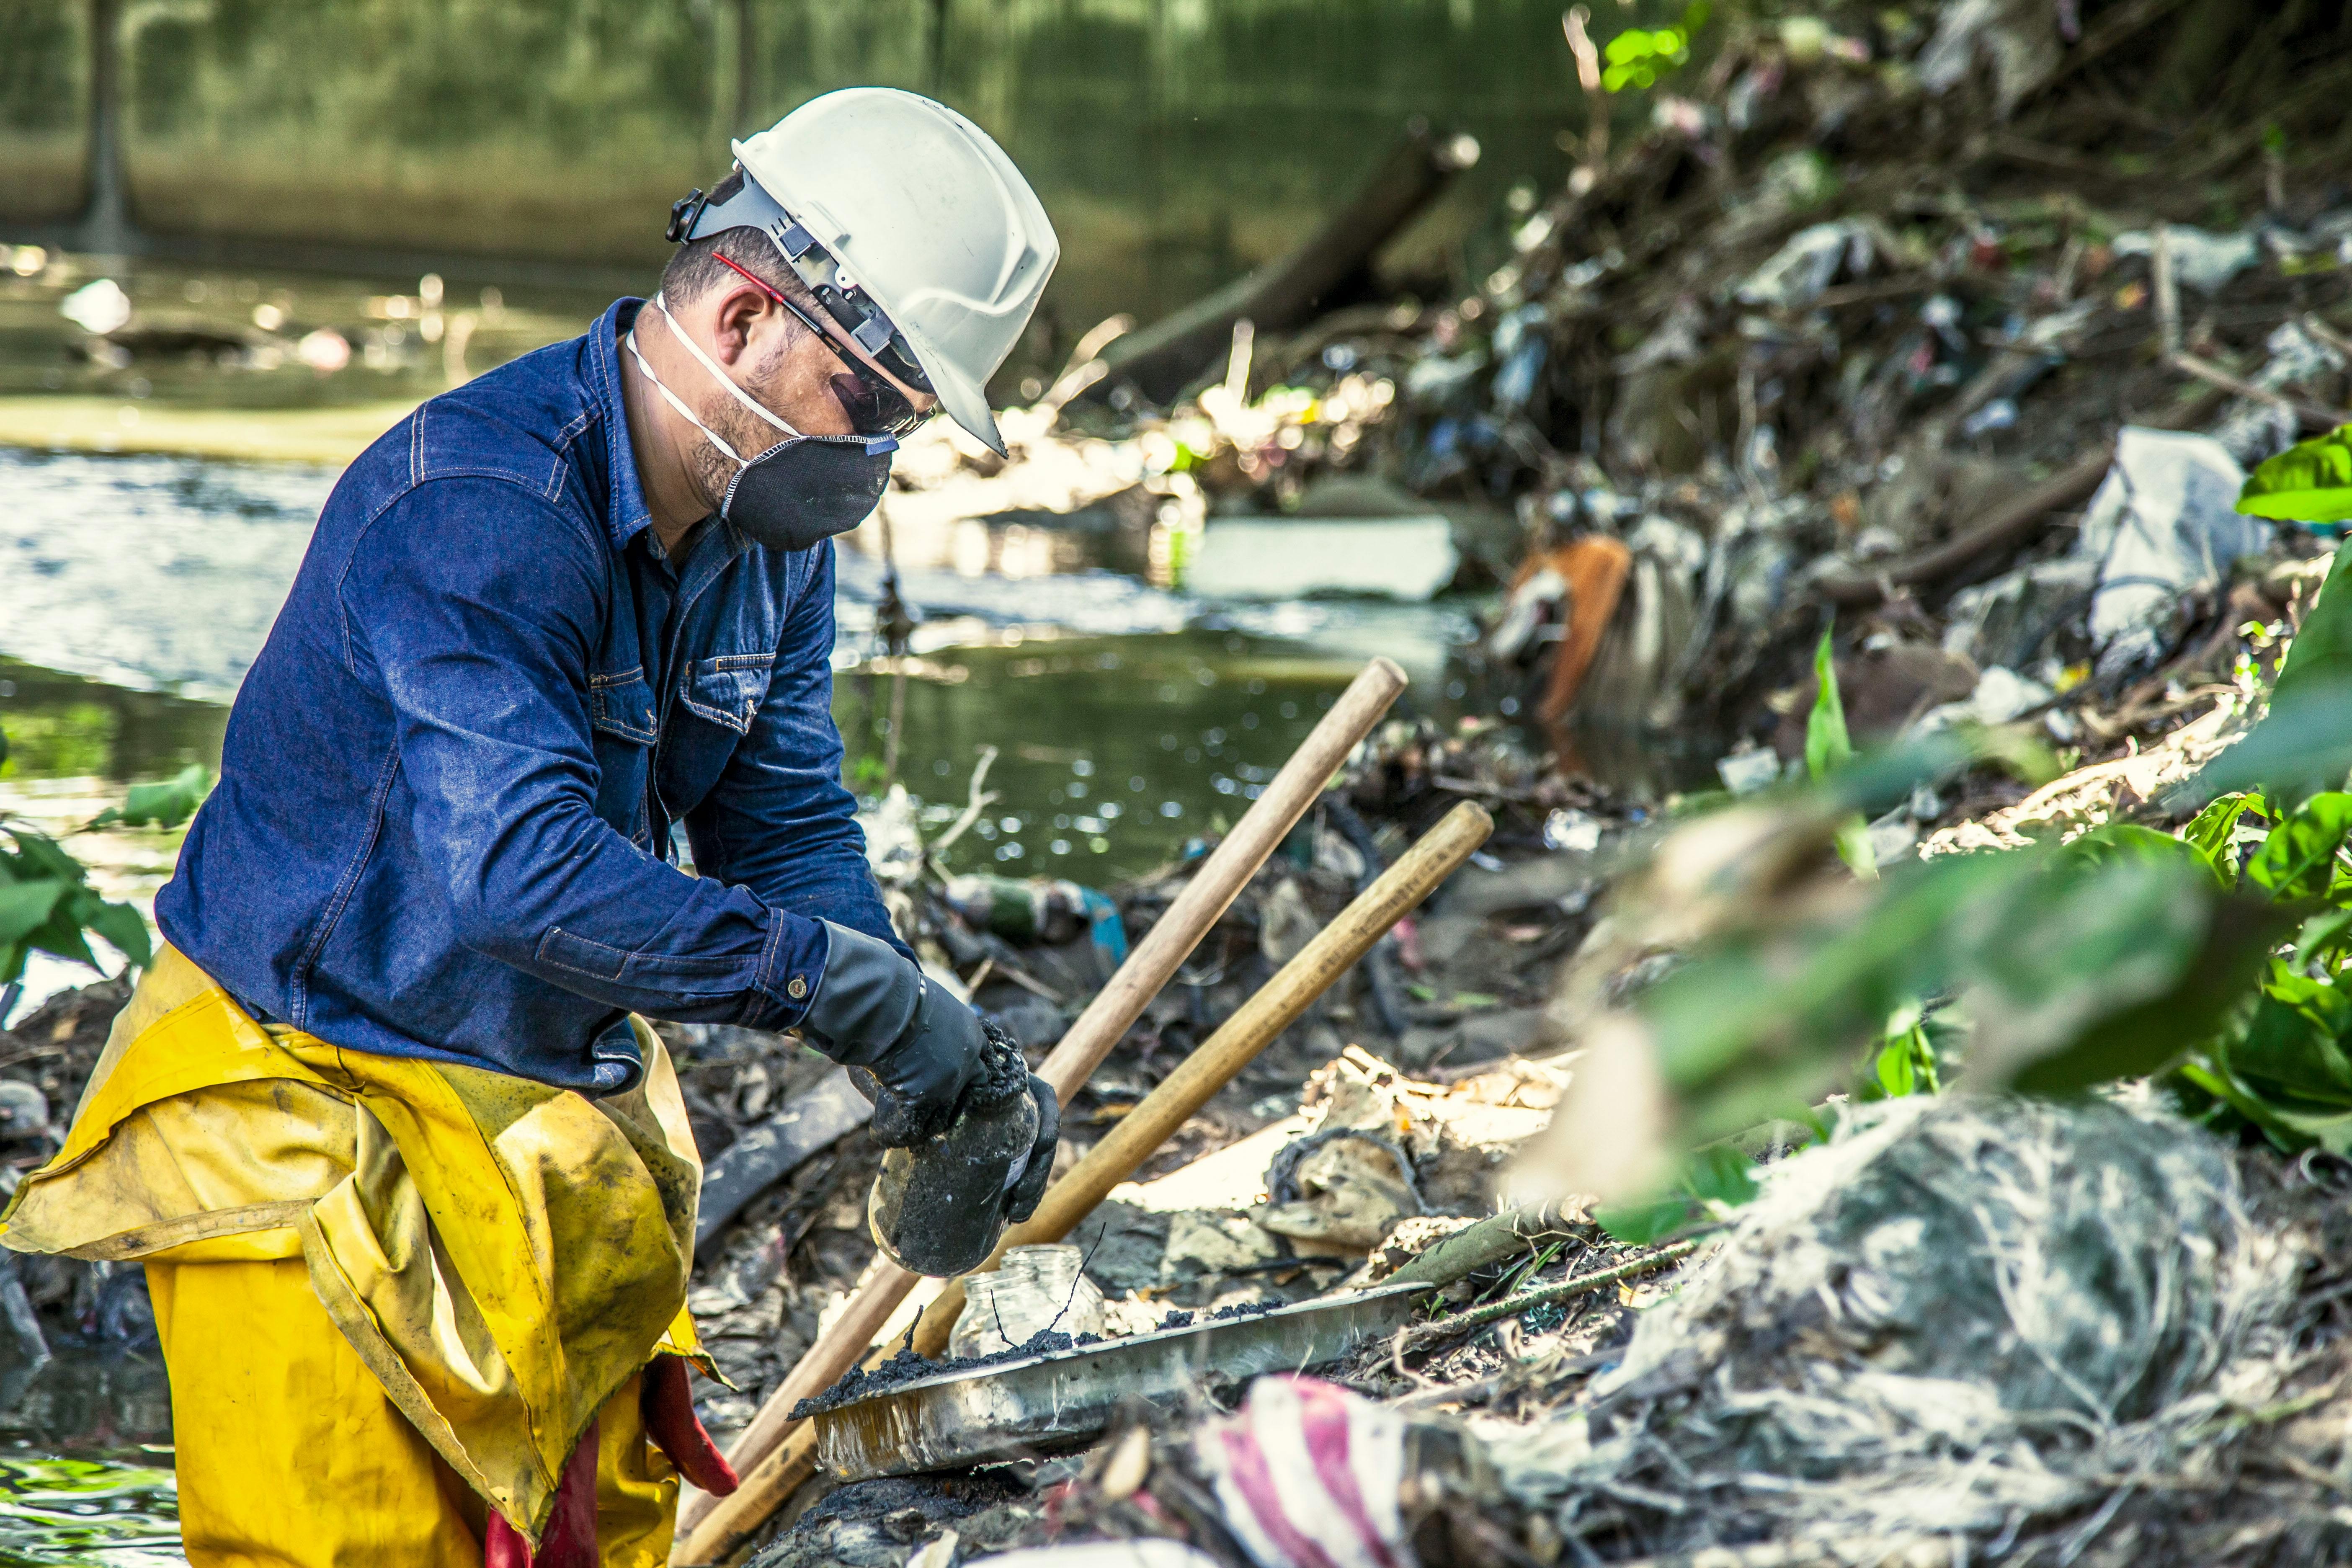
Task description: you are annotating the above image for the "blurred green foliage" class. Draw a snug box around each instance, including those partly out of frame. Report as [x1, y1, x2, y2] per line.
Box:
[0, 703, 116, 781]
[1602, 25, 1692, 92]
[0, 725, 193, 988]
[86, 763, 210, 832]
[1597, 531, 2352, 1243]
[1806, 623, 1877, 879]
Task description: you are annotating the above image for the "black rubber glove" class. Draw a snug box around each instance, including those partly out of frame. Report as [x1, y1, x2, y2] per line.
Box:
[1005, 1073, 1059, 1224]
[802, 921, 984, 1146]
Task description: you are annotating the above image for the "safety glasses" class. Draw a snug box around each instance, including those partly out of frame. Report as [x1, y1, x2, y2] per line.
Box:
[712, 253, 933, 439]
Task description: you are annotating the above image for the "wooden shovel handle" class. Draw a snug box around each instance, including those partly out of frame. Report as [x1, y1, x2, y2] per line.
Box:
[672, 657, 1407, 1558]
[676, 799, 1491, 1566]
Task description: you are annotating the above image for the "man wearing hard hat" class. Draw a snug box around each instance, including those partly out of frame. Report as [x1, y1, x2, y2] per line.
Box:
[0, 89, 1059, 1567]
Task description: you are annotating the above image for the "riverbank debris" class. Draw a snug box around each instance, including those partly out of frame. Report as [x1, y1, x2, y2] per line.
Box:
[10, 2, 2352, 1563]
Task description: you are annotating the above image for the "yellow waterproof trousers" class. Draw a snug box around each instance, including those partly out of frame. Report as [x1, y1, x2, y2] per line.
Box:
[0, 949, 716, 1565]
[146, 1257, 678, 1567]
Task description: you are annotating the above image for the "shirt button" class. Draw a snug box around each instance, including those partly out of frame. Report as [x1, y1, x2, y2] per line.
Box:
[787, 976, 808, 1000]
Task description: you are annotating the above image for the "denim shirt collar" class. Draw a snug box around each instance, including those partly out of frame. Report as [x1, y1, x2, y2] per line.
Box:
[588, 297, 657, 554]
[589, 297, 754, 596]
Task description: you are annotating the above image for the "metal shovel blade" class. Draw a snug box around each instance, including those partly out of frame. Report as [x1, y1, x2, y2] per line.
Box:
[812, 1279, 1429, 1480]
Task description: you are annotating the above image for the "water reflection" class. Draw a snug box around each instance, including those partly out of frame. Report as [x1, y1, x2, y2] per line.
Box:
[0, 662, 225, 784]
[0, 0, 1602, 352]
[0, 258, 609, 411]
[0, 449, 333, 701]
[0, 443, 1478, 889]
[839, 632, 1364, 878]
[0, 1349, 178, 1567]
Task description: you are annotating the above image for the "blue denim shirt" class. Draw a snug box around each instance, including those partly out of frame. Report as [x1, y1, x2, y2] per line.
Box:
[157, 298, 901, 1094]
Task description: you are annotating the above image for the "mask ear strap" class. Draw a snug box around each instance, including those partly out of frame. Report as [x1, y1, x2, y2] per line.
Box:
[625, 321, 748, 466]
[648, 292, 802, 439]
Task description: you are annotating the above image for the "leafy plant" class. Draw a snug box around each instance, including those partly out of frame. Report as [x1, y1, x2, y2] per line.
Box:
[2162, 789, 2352, 1153]
[1566, 410, 2352, 1244]
[1601, 17, 1696, 92]
[1591, 0, 1712, 99]
[1861, 999, 1948, 1100]
[1806, 624, 1877, 879]
[0, 820, 152, 987]
[1577, 533, 2352, 1240]
[86, 763, 210, 831]
[0, 725, 165, 991]
[2237, 423, 2352, 525]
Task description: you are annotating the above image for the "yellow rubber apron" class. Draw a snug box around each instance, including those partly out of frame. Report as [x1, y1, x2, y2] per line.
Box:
[0, 947, 710, 1548]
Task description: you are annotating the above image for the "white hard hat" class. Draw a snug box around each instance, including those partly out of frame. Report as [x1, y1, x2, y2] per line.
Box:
[671, 88, 1058, 456]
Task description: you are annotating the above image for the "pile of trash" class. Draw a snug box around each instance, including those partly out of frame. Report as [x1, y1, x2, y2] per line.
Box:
[11, 6, 2352, 1561]
[714, 3, 2352, 1564]
[1496, 1094, 2316, 1565]
[870, 0, 2352, 792]
[745, 1092, 2352, 1568]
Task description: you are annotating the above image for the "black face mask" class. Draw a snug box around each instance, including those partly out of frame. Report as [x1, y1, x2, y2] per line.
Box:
[713, 429, 894, 550]
[628, 294, 896, 552]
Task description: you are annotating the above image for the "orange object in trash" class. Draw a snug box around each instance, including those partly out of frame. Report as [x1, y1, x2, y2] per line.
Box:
[1519, 535, 1632, 723]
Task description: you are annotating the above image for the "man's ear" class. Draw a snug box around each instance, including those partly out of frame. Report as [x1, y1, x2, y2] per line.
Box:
[707, 282, 770, 367]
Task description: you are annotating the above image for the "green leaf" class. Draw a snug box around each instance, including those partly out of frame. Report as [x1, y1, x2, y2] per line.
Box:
[1996, 869, 2285, 1095]
[1874, 1039, 1916, 1096]
[0, 825, 89, 885]
[2239, 424, 2352, 523]
[1633, 834, 2290, 1145]
[2182, 792, 2262, 886]
[2187, 549, 2352, 807]
[1805, 627, 1852, 783]
[79, 897, 152, 970]
[2174, 1059, 2315, 1152]
[2230, 967, 2352, 1106]
[2295, 906, 2352, 967]
[87, 764, 211, 832]
[2246, 792, 2352, 900]
[1683, 1143, 1758, 1210]
[2055, 821, 2192, 869]
[1833, 818, 1880, 882]
[24, 893, 96, 972]
[1592, 1194, 1694, 1245]
[1805, 627, 1877, 878]
[0, 880, 70, 947]
[1862, 1001, 1943, 1101]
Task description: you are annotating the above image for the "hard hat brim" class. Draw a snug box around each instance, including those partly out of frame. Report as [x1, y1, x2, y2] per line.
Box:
[900, 331, 1007, 457]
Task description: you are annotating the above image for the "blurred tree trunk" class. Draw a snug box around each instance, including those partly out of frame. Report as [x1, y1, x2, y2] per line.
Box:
[77, 0, 130, 254]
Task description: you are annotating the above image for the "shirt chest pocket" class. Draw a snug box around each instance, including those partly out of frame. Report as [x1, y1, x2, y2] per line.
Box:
[677, 653, 774, 736]
[586, 670, 658, 843]
[657, 652, 776, 819]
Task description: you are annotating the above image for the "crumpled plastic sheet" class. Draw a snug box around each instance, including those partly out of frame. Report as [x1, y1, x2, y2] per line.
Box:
[1487, 1096, 2303, 1560]
[2076, 427, 2271, 678]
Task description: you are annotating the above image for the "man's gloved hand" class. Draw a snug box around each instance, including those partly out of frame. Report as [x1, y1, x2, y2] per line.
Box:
[1007, 1072, 1059, 1224]
[801, 920, 984, 1146]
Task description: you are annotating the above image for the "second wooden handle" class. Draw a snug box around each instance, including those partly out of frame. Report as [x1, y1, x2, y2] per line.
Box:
[908, 799, 1496, 1358]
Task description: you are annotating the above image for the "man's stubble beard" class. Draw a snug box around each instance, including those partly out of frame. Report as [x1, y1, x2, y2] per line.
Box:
[686, 345, 799, 518]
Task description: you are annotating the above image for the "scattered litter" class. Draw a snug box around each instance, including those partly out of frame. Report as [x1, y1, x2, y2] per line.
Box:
[1183, 517, 1459, 602]
[951, 1246, 1107, 1359]
[1542, 808, 1603, 854]
[1717, 746, 1783, 796]
[1194, 1378, 1411, 1568]
[1492, 1096, 2300, 1561]
[2115, 226, 2264, 294]
[2077, 428, 2269, 677]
